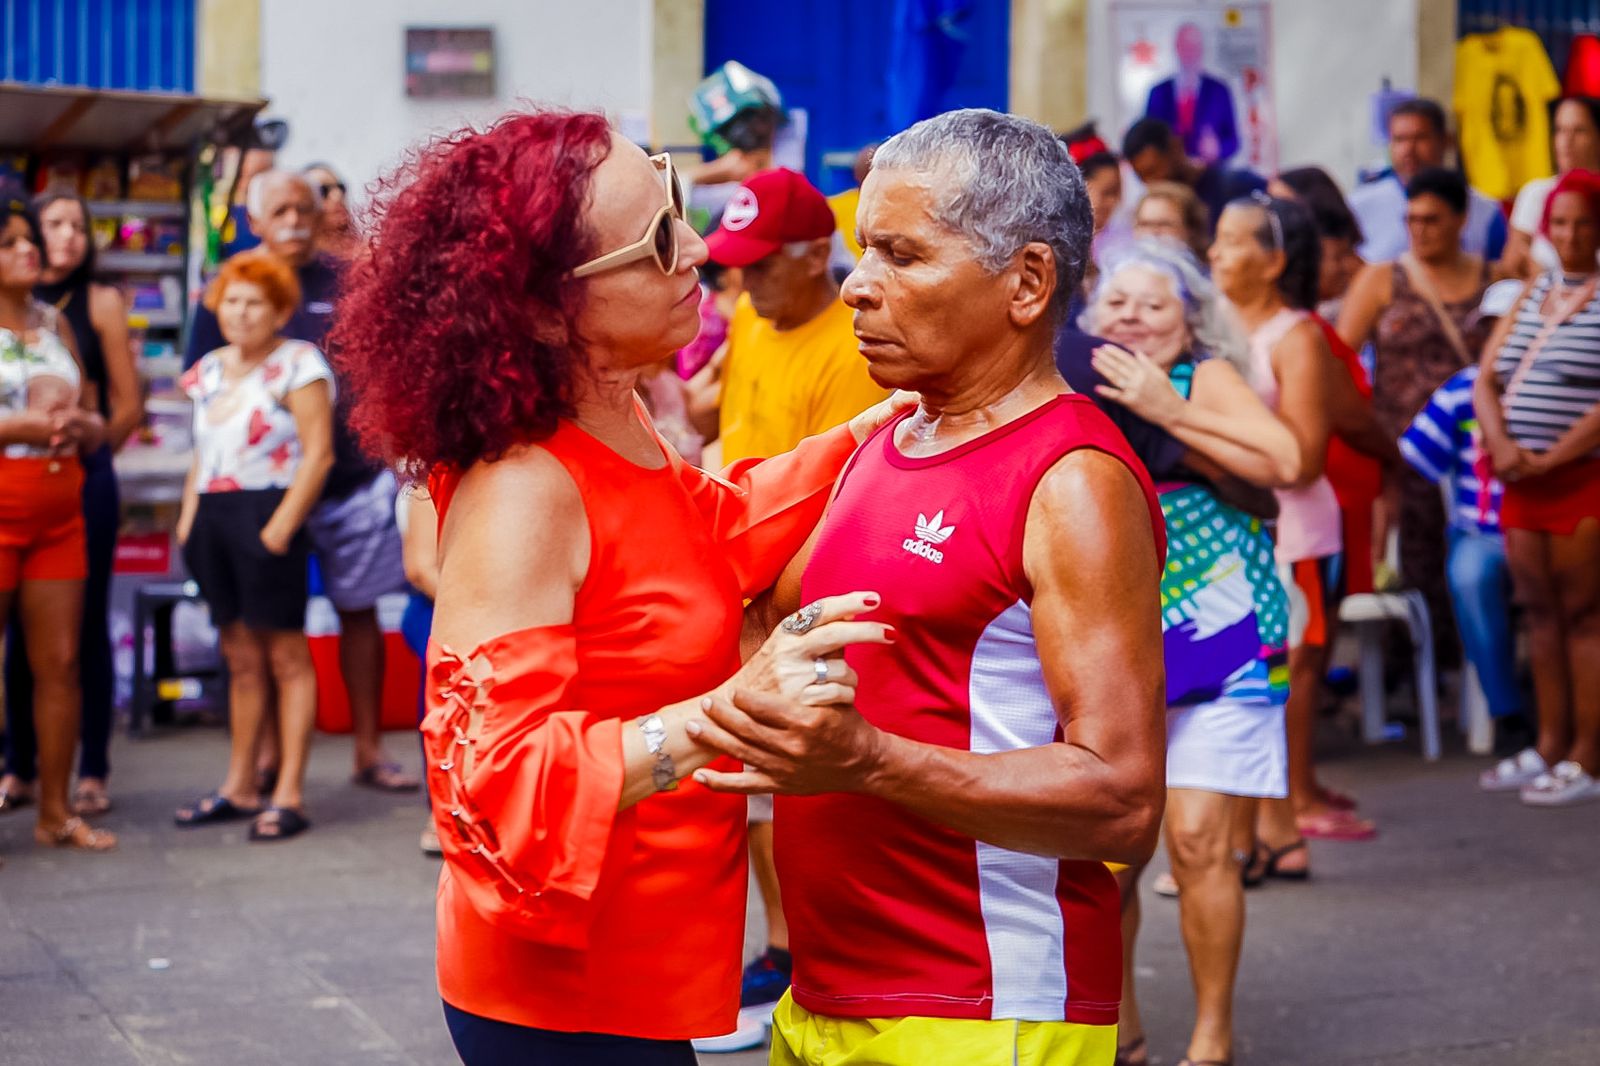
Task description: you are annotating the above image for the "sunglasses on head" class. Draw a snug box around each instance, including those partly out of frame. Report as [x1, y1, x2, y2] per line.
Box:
[572, 154, 686, 279]
[1244, 189, 1285, 251]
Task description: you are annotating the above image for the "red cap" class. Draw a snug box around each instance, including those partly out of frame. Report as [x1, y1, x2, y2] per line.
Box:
[705, 168, 836, 267]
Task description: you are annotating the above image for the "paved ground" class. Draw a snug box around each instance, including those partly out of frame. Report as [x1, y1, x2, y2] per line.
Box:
[1, 717, 1596, 1065]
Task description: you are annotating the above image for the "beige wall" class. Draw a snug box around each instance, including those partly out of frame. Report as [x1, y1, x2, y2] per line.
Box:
[197, 0, 261, 98]
[652, 0, 705, 149]
[1010, 0, 1089, 131]
[1416, 0, 1458, 107]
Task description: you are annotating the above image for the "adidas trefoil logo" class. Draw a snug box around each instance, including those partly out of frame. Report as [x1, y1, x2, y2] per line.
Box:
[903, 510, 956, 563]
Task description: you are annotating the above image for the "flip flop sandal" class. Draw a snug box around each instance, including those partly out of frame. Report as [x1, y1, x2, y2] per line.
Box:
[0, 785, 34, 813]
[72, 784, 112, 816]
[1249, 838, 1311, 882]
[34, 816, 117, 852]
[352, 761, 421, 793]
[1318, 785, 1359, 811]
[174, 791, 259, 827]
[248, 806, 311, 842]
[1115, 1035, 1150, 1066]
[1297, 809, 1378, 841]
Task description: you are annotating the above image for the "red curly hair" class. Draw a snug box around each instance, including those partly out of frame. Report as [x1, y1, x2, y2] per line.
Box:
[203, 249, 302, 315]
[329, 109, 614, 476]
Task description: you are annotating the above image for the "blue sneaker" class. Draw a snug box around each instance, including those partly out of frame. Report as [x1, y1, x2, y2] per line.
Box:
[740, 947, 792, 1008]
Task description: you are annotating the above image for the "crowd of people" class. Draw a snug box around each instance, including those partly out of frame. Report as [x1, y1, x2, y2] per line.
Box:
[0, 79, 1596, 1066]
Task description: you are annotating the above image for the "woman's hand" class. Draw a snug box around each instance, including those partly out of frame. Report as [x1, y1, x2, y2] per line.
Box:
[1506, 448, 1555, 482]
[259, 522, 293, 557]
[1092, 345, 1186, 427]
[58, 410, 106, 455]
[1487, 433, 1530, 479]
[728, 591, 893, 707]
[848, 391, 918, 444]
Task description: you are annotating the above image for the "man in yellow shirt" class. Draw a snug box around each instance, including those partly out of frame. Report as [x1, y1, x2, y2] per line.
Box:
[705, 167, 888, 465]
[697, 167, 888, 1035]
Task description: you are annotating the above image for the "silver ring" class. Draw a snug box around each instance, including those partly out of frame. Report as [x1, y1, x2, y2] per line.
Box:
[813, 658, 830, 685]
[782, 602, 823, 635]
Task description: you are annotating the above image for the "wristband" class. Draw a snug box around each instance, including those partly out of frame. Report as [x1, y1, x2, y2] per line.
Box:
[639, 714, 677, 792]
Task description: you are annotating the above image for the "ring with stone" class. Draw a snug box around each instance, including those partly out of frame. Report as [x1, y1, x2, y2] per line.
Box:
[813, 658, 831, 685]
[782, 602, 824, 635]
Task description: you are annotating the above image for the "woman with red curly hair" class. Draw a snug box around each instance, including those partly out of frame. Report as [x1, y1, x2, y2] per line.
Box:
[332, 110, 904, 1063]
[1474, 169, 1600, 806]
[173, 249, 335, 841]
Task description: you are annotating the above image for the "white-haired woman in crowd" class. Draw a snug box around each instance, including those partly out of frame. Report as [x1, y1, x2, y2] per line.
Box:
[1085, 239, 1300, 1066]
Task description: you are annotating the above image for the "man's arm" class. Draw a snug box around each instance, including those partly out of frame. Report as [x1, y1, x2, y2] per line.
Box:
[694, 449, 1167, 865]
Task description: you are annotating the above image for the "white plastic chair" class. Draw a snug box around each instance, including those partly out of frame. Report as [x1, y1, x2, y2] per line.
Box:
[1460, 661, 1493, 755]
[1336, 527, 1442, 761]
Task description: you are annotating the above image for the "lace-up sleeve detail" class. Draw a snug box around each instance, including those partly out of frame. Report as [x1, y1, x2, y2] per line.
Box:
[678, 422, 857, 598]
[421, 625, 628, 949]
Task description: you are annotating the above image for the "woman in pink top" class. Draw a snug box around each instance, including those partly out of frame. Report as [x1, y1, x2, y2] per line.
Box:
[1211, 194, 1371, 873]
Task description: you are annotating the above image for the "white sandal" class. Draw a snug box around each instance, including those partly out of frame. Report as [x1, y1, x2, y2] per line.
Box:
[1521, 761, 1600, 807]
[1478, 748, 1547, 792]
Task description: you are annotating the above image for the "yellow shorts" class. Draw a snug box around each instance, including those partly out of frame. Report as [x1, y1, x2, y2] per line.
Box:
[768, 992, 1117, 1066]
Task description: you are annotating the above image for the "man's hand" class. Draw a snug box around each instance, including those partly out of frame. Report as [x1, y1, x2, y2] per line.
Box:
[686, 689, 887, 796]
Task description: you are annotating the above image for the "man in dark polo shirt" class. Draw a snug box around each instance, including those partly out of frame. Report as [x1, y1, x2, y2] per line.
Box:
[185, 170, 417, 794]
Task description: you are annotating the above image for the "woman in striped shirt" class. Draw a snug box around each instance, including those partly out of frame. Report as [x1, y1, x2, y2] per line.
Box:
[1474, 169, 1600, 807]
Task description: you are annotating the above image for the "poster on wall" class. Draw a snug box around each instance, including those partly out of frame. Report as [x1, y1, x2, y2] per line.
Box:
[1109, 2, 1277, 174]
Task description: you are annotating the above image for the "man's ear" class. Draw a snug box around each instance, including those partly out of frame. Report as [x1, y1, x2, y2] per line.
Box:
[807, 237, 834, 280]
[1010, 241, 1057, 329]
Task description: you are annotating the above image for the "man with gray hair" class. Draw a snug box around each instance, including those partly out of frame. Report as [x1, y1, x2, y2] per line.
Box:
[185, 170, 416, 798]
[689, 109, 1168, 1063]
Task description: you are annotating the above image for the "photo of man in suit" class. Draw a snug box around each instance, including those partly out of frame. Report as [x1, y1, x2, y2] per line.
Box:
[1144, 21, 1240, 164]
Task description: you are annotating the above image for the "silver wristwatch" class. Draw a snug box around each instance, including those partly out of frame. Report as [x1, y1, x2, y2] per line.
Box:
[639, 714, 677, 792]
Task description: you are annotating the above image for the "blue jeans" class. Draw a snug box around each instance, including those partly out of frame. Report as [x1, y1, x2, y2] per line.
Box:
[1446, 527, 1519, 718]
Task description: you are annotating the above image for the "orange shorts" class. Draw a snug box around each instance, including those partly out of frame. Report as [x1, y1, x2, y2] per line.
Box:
[0, 457, 87, 591]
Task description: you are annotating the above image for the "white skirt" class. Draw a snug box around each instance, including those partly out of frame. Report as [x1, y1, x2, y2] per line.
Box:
[1166, 695, 1288, 799]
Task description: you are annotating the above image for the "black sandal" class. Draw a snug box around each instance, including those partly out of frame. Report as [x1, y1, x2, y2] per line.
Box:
[248, 806, 311, 842]
[1248, 838, 1310, 882]
[1115, 1036, 1150, 1066]
[174, 791, 259, 827]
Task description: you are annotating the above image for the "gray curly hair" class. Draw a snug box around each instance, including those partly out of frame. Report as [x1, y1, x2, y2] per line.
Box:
[870, 108, 1093, 322]
[1083, 237, 1249, 374]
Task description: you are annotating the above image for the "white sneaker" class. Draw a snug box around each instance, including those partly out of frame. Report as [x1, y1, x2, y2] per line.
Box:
[691, 1012, 768, 1053]
[1520, 761, 1600, 807]
[1479, 748, 1548, 792]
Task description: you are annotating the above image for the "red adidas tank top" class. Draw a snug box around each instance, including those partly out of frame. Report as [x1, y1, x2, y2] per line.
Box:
[776, 392, 1164, 1025]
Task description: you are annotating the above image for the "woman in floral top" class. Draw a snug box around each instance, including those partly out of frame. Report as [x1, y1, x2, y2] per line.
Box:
[173, 250, 334, 841]
[0, 189, 113, 851]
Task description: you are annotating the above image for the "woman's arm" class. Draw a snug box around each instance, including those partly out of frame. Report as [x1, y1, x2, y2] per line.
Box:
[1092, 346, 1302, 487]
[175, 455, 200, 546]
[400, 488, 440, 600]
[679, 392, 914, 599]
[1525, 402, 1600, 475]
[1326, 355, 1401, 465]
[1497, 227, 1533, 282]
[259, 380, 334, 554]
[1270, 319, 1334, 487]
[90, 284, 143, 451]
[1335, 263, 1391, 352]
[1472, 291, 1531, 476]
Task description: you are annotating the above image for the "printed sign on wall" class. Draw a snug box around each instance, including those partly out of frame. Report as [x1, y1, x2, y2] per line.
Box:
[1109, 2, 1277, 174]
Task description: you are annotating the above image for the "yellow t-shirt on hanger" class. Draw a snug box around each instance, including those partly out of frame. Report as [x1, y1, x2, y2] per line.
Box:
[1454, 26, 1561, 201]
